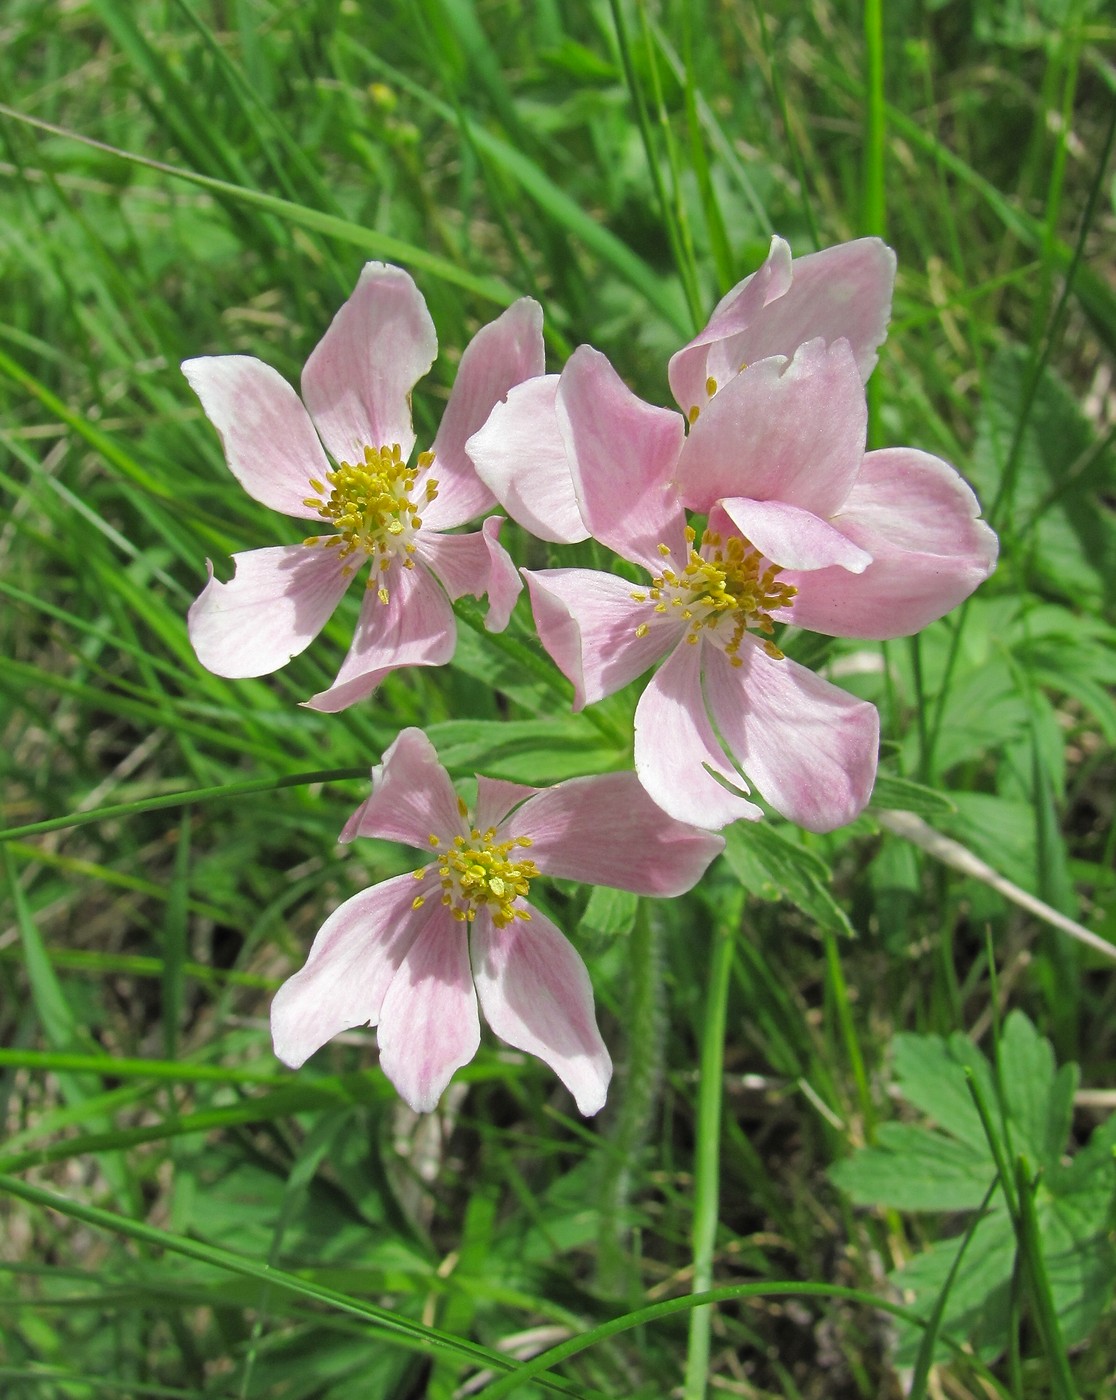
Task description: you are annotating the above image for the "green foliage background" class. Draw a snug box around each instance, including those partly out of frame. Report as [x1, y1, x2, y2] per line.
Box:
[1, 0, 1113, 1396]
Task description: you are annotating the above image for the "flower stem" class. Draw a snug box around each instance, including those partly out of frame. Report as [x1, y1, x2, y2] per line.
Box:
[683, 886, 743, 1400]
[597, 899, 664, 1298]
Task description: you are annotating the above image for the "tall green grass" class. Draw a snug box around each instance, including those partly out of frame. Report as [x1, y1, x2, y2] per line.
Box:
[2, 1, 1114, 1396]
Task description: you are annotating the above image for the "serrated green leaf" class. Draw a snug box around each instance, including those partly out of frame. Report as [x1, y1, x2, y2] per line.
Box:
[891, 1031, 998, 1152]
[1000, 1010, 1077, 1169]
[830, 1123, 994, 1211]
[721, 822, 854, 937]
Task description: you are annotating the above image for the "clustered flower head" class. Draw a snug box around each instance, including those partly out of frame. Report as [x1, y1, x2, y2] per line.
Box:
[186, 240, 997, 1114]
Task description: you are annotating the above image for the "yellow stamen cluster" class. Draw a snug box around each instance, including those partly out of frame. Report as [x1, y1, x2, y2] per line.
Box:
[632, 525, 797, 665]
[411, 798, 538, 928]
[302, 445, 438, 601]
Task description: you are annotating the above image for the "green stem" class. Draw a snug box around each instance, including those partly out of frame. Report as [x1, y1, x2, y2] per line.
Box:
[597, 899, 665, 1297]
[683, 888, 743, 1400]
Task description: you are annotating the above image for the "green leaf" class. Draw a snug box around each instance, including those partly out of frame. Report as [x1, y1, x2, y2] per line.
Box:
[721, 822, 854, 937]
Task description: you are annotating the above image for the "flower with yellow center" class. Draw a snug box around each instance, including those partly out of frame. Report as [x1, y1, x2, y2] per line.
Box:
[183, 262, 545, 710]
[271, 728, 724, 1117]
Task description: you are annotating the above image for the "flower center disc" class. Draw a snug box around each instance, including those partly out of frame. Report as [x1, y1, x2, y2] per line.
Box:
[636, 527, 797, 663]
[418, 825, 538, 927]
[303, 445, 438, 599]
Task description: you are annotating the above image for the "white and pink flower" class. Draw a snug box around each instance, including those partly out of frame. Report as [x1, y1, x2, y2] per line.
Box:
[470, 328, 997, 834]
[271, 729, 724, 1114]
[184, 263, 544, 711]
[468, 235, 897, 544]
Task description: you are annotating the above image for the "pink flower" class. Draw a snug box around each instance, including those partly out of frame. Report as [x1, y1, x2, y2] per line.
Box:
[468, 235, 896, 543]
[184, 263, 544, 711]
[508, 340, 998, 833]
[271, 729, 724, 1115]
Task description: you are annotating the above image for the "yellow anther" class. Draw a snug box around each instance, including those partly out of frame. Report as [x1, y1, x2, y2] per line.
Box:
[377, 586, 389, 605]
[303, 442, 437, 573]
[412, 895, 425, 910]
[657, 542, 671, 557]
[705, 376, 718, 397]
[688, 405, 700, 424]
[428, 835, 440, 847]
[635, 622, 649, 638]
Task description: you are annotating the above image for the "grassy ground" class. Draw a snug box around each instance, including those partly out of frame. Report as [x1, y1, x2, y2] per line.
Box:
[1, 1, 1114, 1396]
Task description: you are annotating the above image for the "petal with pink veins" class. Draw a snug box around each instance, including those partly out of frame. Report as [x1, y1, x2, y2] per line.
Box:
[503, 771, 724, 894]
[340, 727, 466, 848]
[524, 567, 682, 710]
[188, 544, 352, 679]
[304, 559, 456, 712]
[676, 339, 867, 518]
[557, 346, 689, 570]
[668, 235, 794, 417]
[376, 911, 481, 1113]
[471, 906, 612, 1116]
[633, 639, 763, 830]
[717, 497, 872, 573]
[785, 448, 998, 639]
[421, 298, 545, 530]
[474, 776, 539, 833]
[270, 872, 428, 1069]
[466, 375, 588, 544]
[703, 640, 879, 832]
[668, 238, 894, 416]
[413, 516, 522, 633]
[301, 263, 436, 467]
[182, 356, 330, 520]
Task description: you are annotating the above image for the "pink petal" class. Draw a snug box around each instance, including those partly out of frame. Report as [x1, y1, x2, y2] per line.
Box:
[474, 776, 539, 832]
[412, 516, 522, 633]
[182, 356, 330, 520]
[503, 771, 724, 894]
[340, 727, 466, 849]
[557, 346, 689, 571]
[270, 872, 428, 1068]
[376, 910, 480, 1113]
[465, 375, 588, 544]
[524, 567, 682, 710]
[717, 497, 872, 573]
[703, 640, 879, 832]
[785, 448, 998, 638]
[188, 544, 352, 679]
[304, 558, 456, 712]
[676, 339, 867, 518]
[301, 263, 436, 467]
[633, 639, 763, 829]
[421, 298, 545, 530]
[471, 907, 611, 1116]
[668, 234, 794, 417]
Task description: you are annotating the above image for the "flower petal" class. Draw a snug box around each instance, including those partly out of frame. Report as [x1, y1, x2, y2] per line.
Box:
[703, 640, 879, 832]
[677, 339, 867, 518]
[270, 872, 428, 1069]
[421, 297, 546, 530]
[301, 262, 436, 467]
[668, 234, 794, 417]
[504, 771, 724, 893]
[340, 726, 466, 848]
[557, 345, 689, 571]
[474, 776, 539, 832]
[465, 375, 588, 544]
[785, 447, 999, 639]
[188, 544, 352, 678]
[412, 516, 522, 633]
[182, 356, 330, 519]
[717, 497, 872, 573]
[304, 559, 456, 712]
[633, 639, 763, 829]
[376, 911, 480, 1113]
[524, 567, 682, 710]
[471, 906, 611, 1116]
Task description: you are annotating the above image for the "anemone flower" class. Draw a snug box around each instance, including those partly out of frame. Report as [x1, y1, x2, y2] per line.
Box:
[511, 341, 998, 833]
[184, 263, 543, 711]
[271, 729, 724, 1115]
[467, 235, 895, 544]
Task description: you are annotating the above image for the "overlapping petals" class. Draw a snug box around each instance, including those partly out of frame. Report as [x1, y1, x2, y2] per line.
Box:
[521, 337, 996, 832]
[271, 728, 724, 1114]
[185, 264, 545, 707]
